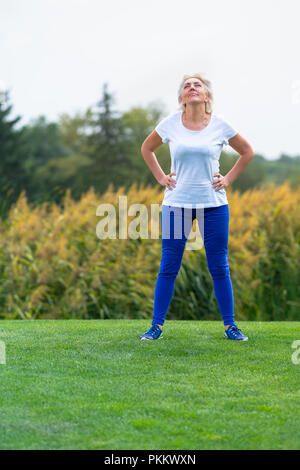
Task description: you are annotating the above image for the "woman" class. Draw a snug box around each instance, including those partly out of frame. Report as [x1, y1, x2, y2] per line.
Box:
[140, 73, 255, 341]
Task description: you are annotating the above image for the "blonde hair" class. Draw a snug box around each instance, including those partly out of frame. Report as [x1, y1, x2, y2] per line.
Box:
[177, 73, 213, 114]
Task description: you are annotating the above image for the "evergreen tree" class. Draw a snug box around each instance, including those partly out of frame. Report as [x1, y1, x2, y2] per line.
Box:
[85, 82, 132, 193]
[0, 90, 30, 216]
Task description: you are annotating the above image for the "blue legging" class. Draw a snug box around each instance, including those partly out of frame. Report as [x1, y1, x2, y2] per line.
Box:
[152, 204, 235, 327]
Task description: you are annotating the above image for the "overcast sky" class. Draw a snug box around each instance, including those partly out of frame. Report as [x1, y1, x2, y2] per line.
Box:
[1, 0, 299, 159]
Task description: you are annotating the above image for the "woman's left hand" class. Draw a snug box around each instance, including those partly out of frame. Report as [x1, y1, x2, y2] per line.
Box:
[211, 173, 230, 192]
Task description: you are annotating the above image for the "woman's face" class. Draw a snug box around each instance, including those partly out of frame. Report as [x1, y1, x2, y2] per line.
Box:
[181, 78, 208, 108]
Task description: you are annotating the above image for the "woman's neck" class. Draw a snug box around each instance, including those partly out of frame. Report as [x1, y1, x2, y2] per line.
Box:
[183, 104, 210, 123]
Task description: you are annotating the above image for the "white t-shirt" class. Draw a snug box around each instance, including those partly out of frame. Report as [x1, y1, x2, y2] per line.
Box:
[155, 110, 238, 208]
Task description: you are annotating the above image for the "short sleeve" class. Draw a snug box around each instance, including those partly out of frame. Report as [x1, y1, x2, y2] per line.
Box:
[155, 116, 171, 144]
[221, 119, 238, 146]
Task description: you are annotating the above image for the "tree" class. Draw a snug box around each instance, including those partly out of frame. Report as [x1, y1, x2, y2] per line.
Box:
[0, 90, 31, 216]
[22, 115, 72, 166]
[58, 109, 93, 155]
[120, 102, 172, 187]
[20, 115, 73, 202]
[84, 82, 133, 193]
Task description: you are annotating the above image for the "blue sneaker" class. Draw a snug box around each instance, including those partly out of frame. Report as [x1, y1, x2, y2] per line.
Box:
[140, 325, 163, 340]
[224, 325, 248, 341]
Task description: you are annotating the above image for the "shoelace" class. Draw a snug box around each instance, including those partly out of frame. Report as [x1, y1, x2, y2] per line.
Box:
[228, 326, 242, 337]
[149, 326, 160, 336]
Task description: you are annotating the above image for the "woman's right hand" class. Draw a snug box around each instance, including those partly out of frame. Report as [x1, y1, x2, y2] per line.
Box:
[159, 172, 177, 191]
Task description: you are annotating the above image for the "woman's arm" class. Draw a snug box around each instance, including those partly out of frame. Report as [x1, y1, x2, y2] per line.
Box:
[224, 133, 255, 185]
[141, 131, 166, 184]
[141, 131, 177, 191]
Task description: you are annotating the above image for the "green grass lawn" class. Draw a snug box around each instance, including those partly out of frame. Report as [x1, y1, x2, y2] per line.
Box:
[0, 320, 300, 450]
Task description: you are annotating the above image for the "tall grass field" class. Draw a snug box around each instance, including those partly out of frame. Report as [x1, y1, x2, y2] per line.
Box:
[0, 182, 299, 322]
